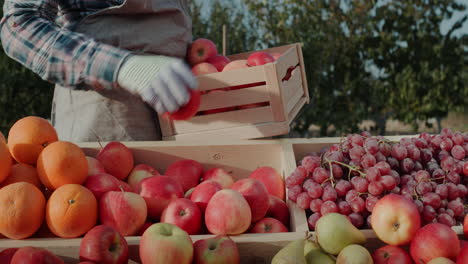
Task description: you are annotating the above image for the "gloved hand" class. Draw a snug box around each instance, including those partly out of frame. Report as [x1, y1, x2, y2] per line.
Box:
[117, 55, 198, 114]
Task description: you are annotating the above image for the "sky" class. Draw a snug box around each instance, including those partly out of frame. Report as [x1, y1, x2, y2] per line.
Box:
[195, 0, 468, 37]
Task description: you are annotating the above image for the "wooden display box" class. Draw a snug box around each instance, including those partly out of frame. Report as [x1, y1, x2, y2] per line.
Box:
[283, 137, 465, 252]
[0, 140, 307, 264]
[159, 43, 310, 141]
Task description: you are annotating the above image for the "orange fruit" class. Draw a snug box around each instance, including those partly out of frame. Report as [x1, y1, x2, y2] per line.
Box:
[8, 116, 58, 165]
[0, 140, 12, 184]
[0, 182, 46, 239]
[0, 163, 42, 189]
[46, 184, 97, 238]
[37, 141, 88, 190]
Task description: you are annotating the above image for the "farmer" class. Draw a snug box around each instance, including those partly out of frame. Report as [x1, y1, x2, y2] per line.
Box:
[0, 0, 196, 142]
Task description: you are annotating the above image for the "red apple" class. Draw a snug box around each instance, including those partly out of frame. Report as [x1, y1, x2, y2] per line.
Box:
[202, 168, 234, 189]
[222, 60, 249, 72]
[79, 262, 96, 264]
[127, 164, 160, 193]
[205, 189, 252, 235]
[190, 180, 222, 213]
[266, 195, 290, 227]
[250, 217, 288, 233]
[140, 223, 193, 264]
[139, 176, 184, 220]
[79, 225, 129, 264]
[457, 245, 468, 264]
[372, 245, 413, 264]
[99, 191, 147, 236]
[271, 52, 282, 60]
[371, 194, 421, 246]
[206, 55, 231, 72]
[192, 62, 218, 76]
[247, 52, 275, 66]
[464, 214, 467, 239]
[193, 235, 240, 264]
[165, 159, 203, 192]
[86, 156, 105, 176]
[231, 178, 269, 222]
[84, 173, 133, 200]
[461, 240, 468, 249]
[168, 89, 201, 121]
[428, 258, 455, 264]
[10, 247, 64, 264]
[410, 223, 460, 263]
[187, 38, 218, 65]
[0, 248, 18, 264]
[249, 166, 285, 200]
[96, 141, 134, 180]
[137, 221, 154, 236]
[161, 198, 202, 235]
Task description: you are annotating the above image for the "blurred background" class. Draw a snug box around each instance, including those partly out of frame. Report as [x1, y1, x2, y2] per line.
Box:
[0, 0, 467, 137]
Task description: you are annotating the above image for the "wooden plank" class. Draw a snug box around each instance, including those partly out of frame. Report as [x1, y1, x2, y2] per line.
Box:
[286, 82, 305, 114]
[288, 97, 307, 125]
[281, 70, 303, 107]
[197, 66, 266, 91]
[264, 63, 286, 122]
[173, 106, 274, 134]
[296, 43, 310, 103]
[167, 121, 290, 141]
[198, 85, 269, 111]
[275, 46, 300, 84]
[157, 114, 175, 138]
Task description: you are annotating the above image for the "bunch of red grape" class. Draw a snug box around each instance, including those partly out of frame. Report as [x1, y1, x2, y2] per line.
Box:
[286, 129, 468, 230]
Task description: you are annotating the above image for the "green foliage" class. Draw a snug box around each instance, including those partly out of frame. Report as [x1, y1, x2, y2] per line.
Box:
[0, 0, 54, 135]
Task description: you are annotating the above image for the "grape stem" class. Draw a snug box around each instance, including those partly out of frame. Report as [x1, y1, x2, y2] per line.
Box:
[323, 158, 366, 177]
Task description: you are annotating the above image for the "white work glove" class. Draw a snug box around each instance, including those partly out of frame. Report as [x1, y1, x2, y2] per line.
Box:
[117, 55, 198, 114]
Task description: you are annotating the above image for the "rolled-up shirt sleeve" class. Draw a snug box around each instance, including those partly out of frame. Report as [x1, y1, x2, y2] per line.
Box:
[0, 0, 131, 90]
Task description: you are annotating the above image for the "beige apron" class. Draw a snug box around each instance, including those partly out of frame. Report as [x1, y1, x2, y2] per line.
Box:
[51, 0, 192, 142]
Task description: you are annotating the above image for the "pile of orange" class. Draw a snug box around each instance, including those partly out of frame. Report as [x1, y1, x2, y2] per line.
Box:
[0, 116, 96, 240]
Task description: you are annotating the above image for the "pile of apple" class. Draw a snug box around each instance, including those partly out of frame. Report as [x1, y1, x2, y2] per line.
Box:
[88, 141, 290, 239]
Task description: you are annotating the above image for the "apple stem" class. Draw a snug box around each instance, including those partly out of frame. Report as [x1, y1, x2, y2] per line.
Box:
[119, 185, 125, 193]
[90, 128, 104, 150]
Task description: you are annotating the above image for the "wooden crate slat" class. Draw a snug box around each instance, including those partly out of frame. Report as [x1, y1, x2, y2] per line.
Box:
[288, 97, 308, 125]
[198, 85, 269, 111]
[197, 66, 266, 91]
[173, 106, 275, 134]
[166, 121, 290, 141]
[275, 46, 300, 84]
[296, 43, 310, 104]
[158, 114, 175, 137]
[264, 63, 286, 122]
[285, 81, 306, 114]
[280, 68, 303, 101]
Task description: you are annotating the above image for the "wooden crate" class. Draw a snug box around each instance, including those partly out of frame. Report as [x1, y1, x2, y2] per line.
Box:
[0, 140, 307, 264]
[159, 43, 310, 141]
[283, 137, 466, 252]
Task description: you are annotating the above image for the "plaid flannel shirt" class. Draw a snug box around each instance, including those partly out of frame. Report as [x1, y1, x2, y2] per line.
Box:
[0, 0, 131, 90]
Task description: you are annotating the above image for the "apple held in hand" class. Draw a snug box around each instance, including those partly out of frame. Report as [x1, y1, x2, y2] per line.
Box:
[79, 225, 129, 264]
[10, 247, 64, 264]
[410, 223, 460, 263]
[371, 194, 421, 245]
[140, 223, 193, 264]
[247, 52, 275, 66]
[139, 176, 184, 220]
[205, 189, 252, 235]
[187, 38, 218, 65]
[193, 235, 240, 264]
[127, 164, 160, 193]
[206, 55, 231, 72]
[96, 141, 134, 180]
[167, 89, 201, 121]
[99, 191, 147, 236]
[161, 198, 202, 235]
[250, 217, 288, 233]
[372, 245, 413, 264]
